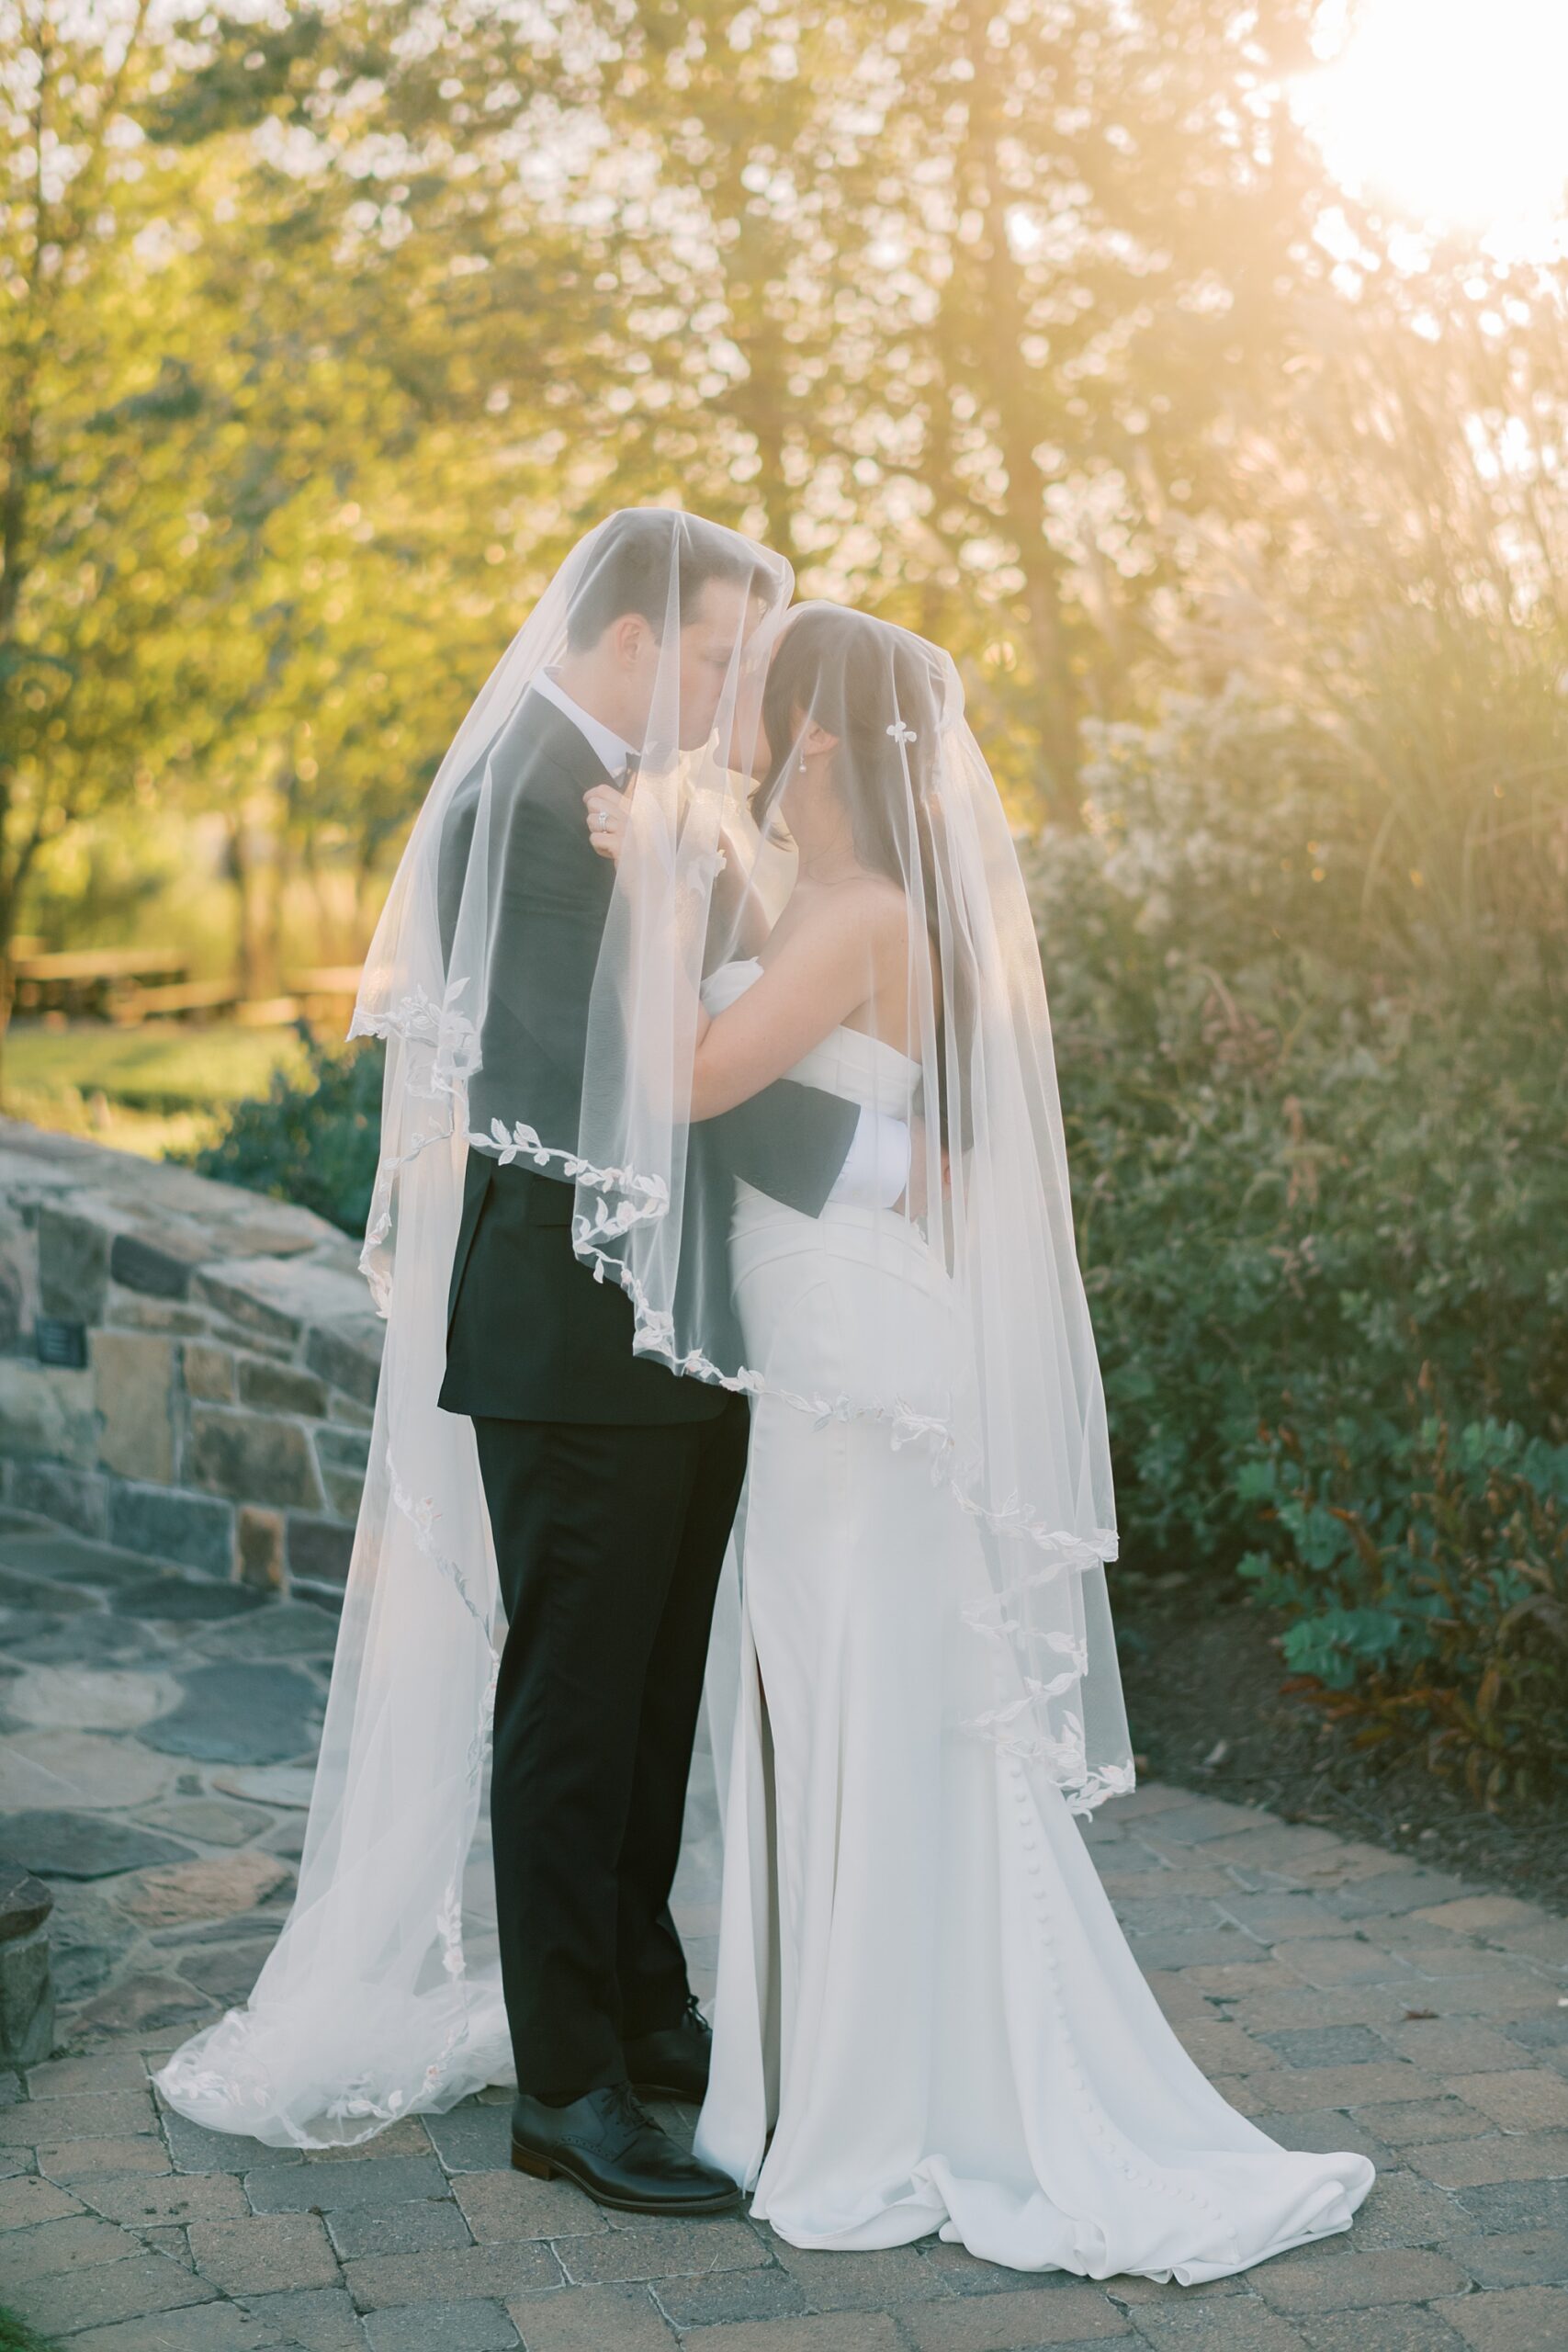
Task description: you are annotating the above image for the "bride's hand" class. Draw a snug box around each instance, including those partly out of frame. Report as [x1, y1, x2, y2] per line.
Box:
[583, 781, 629, 862]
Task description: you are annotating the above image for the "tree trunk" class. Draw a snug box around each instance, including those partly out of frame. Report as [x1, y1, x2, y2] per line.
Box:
[227, 808, 259, 1001]
[355, 831, 380, 958]
[0, 771, 42, 1115]
[266, 812, 293, 1001]
[0, 942, 14, 1114]
[968, 51, 1082, 824]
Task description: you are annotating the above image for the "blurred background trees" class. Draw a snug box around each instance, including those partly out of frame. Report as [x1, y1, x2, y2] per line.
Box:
[7, 0, 1562, 977]
[3, 0, 1564, 1793]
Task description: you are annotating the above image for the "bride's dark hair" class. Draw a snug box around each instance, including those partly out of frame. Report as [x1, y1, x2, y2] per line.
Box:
[756, 605, 940, 835]
[754, 605, 974, 1150]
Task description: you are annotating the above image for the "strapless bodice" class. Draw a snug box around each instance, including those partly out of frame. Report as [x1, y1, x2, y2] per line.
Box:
[701, 956, 918, 1118]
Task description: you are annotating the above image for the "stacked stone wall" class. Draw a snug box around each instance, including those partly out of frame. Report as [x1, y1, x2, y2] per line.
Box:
[0, 1119, 382, 1601]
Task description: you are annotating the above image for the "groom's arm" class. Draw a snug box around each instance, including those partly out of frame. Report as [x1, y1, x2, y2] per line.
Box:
[491, 787, 877, 1217]
[710, 1080, 862, 1220]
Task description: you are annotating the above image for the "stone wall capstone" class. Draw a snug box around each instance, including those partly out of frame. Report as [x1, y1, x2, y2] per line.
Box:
[0, 1119, 382, 1601]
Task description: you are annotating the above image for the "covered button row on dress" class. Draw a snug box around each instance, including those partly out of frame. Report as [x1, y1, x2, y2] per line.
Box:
[1002, 1750, 1235, 2240]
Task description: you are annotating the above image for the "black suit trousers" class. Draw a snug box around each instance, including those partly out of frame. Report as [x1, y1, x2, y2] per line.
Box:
[474, 1400, 750, 2099]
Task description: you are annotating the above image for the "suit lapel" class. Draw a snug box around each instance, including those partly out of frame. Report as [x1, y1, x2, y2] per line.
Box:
[523, 688, 626, 798]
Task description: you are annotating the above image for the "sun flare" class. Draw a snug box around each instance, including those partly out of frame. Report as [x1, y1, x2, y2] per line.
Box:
[1296, 0, 1568, 253]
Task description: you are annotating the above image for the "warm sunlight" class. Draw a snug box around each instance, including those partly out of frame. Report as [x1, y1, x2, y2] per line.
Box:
[1297, 0, 1568, 254]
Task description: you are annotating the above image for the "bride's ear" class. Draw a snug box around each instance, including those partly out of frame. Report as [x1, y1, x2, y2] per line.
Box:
[799, 718, 840, 763]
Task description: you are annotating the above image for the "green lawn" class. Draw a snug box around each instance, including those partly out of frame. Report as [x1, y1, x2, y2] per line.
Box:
[2, 1020, 308, 1159]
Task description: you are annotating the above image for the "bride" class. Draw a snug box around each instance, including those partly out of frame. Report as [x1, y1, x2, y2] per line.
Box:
[585, 599, 1375, 2278]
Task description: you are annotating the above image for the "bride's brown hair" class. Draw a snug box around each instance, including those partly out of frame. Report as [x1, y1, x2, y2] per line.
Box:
[754, 605, 973, 1151]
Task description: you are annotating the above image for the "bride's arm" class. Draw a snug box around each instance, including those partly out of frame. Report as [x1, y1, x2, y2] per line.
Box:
[690, 880, 906, 1121]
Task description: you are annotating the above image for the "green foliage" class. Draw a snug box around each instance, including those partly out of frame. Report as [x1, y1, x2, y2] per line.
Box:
[1026, 694, 1566, 1576]
[1019, 689, 1565, 1796]
[0, 2305, 61, 2352]
[3, 1, 585, 1021]
[1, 11, 223, 982]
[185, 1027, 383, 1237]
[1236, 1394, 1568, 1803]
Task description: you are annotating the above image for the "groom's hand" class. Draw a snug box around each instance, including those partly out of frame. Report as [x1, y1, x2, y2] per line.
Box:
[584, 781, 629, 862]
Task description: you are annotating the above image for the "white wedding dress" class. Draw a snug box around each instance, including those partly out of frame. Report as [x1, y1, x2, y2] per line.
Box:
[692, 959, 1373, 2283]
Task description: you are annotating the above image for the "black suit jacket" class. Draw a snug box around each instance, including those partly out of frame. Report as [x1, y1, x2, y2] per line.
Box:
[434, 688, 860, 1425]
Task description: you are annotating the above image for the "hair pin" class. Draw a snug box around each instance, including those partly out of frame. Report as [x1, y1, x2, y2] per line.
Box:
[886, 718, 917, 746]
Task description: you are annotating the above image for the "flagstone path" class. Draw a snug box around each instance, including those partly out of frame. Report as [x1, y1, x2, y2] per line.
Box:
[1, 1507, 1566, 2350]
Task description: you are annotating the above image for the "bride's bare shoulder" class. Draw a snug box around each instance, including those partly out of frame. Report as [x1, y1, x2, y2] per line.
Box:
[829, 871, 909, 937]
[771, 870, 909, 973]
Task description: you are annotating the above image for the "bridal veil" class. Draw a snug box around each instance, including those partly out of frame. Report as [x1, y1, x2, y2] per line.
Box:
[156, 513, 1132, 2148]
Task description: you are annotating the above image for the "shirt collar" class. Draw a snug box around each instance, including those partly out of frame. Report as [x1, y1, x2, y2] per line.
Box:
[532, 668, 639, 778]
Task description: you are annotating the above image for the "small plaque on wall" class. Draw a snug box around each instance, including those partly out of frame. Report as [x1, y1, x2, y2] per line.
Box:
[35, 1317, 87, 1370]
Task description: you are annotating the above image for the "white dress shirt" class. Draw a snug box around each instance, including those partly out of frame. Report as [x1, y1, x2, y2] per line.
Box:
[536, 669, 910, 1213]
[532, 667, 639, 777]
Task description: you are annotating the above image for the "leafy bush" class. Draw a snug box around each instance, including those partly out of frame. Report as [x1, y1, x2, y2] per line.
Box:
[1236, 1384, 1568, 1803]
[1056, 976, 1563, 1573]
[184, 1025, 383, 1237]
[1024, 690, 1567, 1580]
[1021, 688, 1565, 1797]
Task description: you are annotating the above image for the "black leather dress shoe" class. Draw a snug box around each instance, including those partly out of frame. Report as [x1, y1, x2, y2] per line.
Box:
[622, 1993, 713, 2103]
[510, 2083, 739, 2215]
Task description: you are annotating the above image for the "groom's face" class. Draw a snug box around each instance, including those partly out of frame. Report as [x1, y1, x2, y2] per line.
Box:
[671, 577, 761, 750]
[599, 575, 763, 753]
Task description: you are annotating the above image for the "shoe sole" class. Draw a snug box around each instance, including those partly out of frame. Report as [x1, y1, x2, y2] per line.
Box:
[511, 2138, 740, 2216]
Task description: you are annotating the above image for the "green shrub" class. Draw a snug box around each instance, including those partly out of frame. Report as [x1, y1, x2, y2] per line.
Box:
[1235, 1385, 1568, 1803]
[1057, 976, 1563, 1573]
[184, 1025, 383, 1238]
[1025, 691, 1567, 1579]
[1020, 688, 1565, 1795]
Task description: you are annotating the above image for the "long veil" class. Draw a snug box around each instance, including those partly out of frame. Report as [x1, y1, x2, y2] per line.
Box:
[156, 528, 1131, 2152]
[651, 604, 1134, 1816]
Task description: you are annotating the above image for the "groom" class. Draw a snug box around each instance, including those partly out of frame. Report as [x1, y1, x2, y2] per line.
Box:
[435, 513, 908, 2215]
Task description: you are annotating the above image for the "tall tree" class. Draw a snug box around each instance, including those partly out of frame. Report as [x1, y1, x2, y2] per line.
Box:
[0, 0, 210, 1088]
[0, 0, 637, 1029]
[1179, 229, 1568, 956]
[581, 0, 1332, 813]
[141, 0, 782, 977]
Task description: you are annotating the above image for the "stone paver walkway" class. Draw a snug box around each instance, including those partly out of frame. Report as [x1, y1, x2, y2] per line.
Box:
[2, 1507, 1567, 2350]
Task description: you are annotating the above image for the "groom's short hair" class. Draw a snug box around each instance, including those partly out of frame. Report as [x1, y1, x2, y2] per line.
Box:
[566, 510, 763, 650]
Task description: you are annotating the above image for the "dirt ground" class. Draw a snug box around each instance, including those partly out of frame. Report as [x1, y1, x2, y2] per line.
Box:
[1116, 1577, 1568, 1918]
